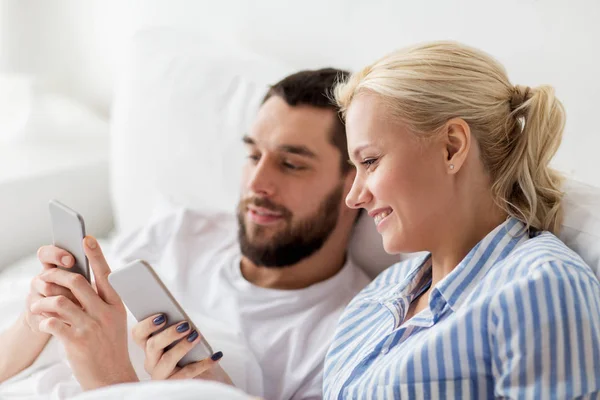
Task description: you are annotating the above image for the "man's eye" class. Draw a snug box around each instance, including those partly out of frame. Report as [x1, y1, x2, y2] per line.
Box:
[283, 161, 304, 171]
[247, 154, 260, 163]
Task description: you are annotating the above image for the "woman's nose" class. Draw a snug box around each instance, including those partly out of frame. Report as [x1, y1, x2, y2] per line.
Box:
[345, 177, 370, 209]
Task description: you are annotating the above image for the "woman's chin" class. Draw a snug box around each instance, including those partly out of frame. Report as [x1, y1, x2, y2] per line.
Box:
[381, 233, 404, 255]
[381, 228, 421, 255]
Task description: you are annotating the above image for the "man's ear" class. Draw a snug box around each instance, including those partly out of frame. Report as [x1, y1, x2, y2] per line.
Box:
[443, 118, 471, 174]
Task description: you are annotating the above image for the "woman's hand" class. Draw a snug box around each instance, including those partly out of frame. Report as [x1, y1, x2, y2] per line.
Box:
[132, 314, 231, 384]
[30, 237, 138, 390]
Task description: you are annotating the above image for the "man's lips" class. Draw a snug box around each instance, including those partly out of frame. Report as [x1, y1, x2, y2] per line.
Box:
[247, 205, 283, 217]
[246, 205, 284, 225]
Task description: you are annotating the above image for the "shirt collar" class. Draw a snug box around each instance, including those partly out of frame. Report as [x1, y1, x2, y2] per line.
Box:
[376, 217, 531, 319]
[376, 253, 432, 304]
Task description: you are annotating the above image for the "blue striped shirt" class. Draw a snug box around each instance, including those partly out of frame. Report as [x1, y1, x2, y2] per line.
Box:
[324, 217, 600, 399]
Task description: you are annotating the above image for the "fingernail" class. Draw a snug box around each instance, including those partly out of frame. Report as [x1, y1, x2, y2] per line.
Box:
[152, 314, 165, 325]
[86, 237, 97, 249]
[176, 322, 190, 333]
[211, 351, 223, 361]
[187, 330, 198, 342]
[61, 256, 73, 266]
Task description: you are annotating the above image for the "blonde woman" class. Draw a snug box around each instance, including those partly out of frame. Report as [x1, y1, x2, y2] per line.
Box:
[324, 42, 600, 399]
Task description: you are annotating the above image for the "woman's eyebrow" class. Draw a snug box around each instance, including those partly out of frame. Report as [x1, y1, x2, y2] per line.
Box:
[352, 144, 370, 159]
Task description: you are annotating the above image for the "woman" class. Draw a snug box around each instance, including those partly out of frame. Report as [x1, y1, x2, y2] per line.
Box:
[324, 42, 600, 399]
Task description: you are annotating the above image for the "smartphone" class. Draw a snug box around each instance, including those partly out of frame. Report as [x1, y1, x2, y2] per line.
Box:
[108, 259, 214, 366]
[49, 199, 91, 282]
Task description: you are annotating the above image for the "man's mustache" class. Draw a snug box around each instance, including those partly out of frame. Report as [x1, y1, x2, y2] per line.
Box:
[242, 197, 292, 219]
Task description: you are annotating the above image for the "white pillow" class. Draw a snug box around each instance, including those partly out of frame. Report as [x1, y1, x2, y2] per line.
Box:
[110, 27, 599, 280]
[110, 27, 291, 232]
[110, 27, 400, 275]
[560, 180, 600, 279]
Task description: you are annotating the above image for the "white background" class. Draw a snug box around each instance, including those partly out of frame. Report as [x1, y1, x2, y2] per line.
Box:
[1, 0, 598, 186]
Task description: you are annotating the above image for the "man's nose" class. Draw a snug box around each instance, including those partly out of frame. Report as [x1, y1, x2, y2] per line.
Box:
[247, 159, 277, 197]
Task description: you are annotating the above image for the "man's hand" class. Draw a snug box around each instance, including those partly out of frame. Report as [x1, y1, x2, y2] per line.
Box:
[132, 315, 231, 384]
[30, 236, 138, 390]
[27, 246, 81, 333]
[0, 246, 80, 383]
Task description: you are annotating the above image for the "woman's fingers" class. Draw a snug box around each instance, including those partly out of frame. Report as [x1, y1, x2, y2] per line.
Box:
[131, 314, 167, 349]
[144, 321, 193, 377]
[152, 330, 202, 380]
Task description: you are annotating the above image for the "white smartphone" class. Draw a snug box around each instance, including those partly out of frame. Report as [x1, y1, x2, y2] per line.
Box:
[49, 199, 91, 282]
[108, 259, 214, 366]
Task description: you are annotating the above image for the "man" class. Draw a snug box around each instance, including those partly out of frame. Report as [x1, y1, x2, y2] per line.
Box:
[0, 69, 370, 399]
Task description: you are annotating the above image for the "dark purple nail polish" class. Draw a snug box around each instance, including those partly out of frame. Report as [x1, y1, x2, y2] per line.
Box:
[176, 322, 190, 333]
[152, 314, 165, 325]
[187, 330, 198, 342]
[211, 351, 223, 361]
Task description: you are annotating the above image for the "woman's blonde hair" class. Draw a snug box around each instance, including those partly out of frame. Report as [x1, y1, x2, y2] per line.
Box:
[335, 41, 565, 234]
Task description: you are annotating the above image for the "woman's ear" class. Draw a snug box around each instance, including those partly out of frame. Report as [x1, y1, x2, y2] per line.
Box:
[443, 118, 471, 173]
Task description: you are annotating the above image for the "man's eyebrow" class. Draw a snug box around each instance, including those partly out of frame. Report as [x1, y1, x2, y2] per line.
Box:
[278, 144, 318, 159]
[242, 136, 318, 159]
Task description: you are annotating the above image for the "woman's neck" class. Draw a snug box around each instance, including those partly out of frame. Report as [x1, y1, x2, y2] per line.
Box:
[429, 198, 507, 289]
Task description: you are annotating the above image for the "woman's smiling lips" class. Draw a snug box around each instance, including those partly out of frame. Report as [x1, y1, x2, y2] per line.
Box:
[369, 207, 394, 230]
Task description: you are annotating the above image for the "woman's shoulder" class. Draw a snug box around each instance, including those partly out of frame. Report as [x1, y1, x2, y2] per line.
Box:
[483, 231, 600, 298]
[507, 232, 595, 279]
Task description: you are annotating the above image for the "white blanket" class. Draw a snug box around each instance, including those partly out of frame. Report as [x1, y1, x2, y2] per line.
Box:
[71, 381, 254, 400]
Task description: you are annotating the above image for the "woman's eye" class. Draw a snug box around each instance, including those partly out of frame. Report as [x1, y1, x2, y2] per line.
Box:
[247, 154, 260, 163]
[361, 158, 377, 169]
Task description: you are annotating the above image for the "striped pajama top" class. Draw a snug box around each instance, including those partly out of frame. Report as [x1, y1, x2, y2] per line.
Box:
[324, 217, 600, 399]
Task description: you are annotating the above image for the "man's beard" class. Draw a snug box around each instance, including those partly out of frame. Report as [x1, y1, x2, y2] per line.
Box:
[237, 183, 344, 268]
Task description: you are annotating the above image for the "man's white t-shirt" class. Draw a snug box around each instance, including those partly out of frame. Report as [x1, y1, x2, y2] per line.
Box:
[0, 206, 369, 400]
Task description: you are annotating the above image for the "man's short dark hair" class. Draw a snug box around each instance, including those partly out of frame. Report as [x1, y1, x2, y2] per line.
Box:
[262, 68, 351, 173]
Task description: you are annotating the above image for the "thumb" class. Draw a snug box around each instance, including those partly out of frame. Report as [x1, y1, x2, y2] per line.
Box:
[83, 236, 120, 305]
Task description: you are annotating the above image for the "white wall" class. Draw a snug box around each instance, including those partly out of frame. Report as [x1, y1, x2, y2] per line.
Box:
[2, 0, 599, 186]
